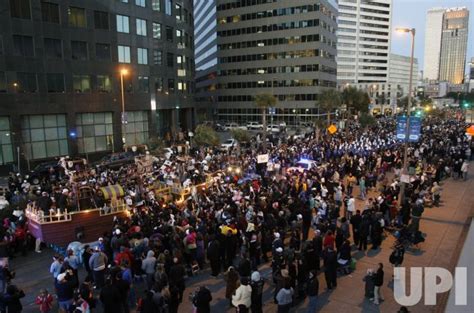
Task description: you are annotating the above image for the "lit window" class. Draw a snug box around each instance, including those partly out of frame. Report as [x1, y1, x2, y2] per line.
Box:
[152, 0, 161, 11]
[97, 75, 112, 92]
[153, 23, 161, 39]
[136, 18, 147, 36]
[73, 75, 91, 93]
[118, 45, 131, 63]
[165, 0, 172, 15]
[68, 7, 86, 27]
[135, 0, 145, 7]
[137, 48, 148, 65]
[116, 15, 129, 33]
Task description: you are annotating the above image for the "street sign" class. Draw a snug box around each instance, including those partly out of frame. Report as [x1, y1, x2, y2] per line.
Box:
[121, 112, 128, 124]
[396, 116, 407, 140]
[466, 125, 474, 136]
[408, 116, 421, 142]
[268, 107, 276, 115]
[327, 124, 337, 134]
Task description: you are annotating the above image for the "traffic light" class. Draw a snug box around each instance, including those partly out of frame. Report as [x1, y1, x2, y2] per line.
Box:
[415, 110, 422, 117]
[463, 101, 470, 109]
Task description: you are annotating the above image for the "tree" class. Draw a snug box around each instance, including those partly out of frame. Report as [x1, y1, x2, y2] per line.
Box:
[359, 112, 376, 129]
[313, 118, 327, 143]
[342, 86, 369, 114]
[230, 128, 250, 143]
[193, 124, 220, 147]
[318, 89, 341, 126]
[398, 96, 417, 109]
[255, 93, 277, 150]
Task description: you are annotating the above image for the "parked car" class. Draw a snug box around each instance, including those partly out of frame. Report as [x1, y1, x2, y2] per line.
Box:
[246, 122, 263, 130]
[267, 125, 280, 133]
[95, 152, 135, 170]
[287, 159, 318, 173]
[220, 138, 237, 151]
[223, 123, 247, 131]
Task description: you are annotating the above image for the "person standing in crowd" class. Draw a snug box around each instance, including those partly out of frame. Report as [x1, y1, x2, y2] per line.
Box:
[350, 210, 362, 246]
[250, 271, 264, 313]
[54, 272, 76, 313]
[232, 277, 252, 312]
[168, 257, 186, 304]
[141, 250, 157, 290]
[193, 285, 212, 313]
[323, 246, 337, 290]
[49, 254, 63, 281]
[89, 246, 108, 289]
[207, 235, 221, 277]
[373, 263, 384, 305]
[100, 277, 123, 313]
[2, 284, 25, 313]
[276, 281, 293, 313]
[306, 271, 319, 313]
[224, 266, 239, 307]
[35, 288, 53, 313]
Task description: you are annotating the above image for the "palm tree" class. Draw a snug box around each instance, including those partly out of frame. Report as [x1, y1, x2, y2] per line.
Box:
[318, 89, 341, 126]
[255, 93, 277, 150]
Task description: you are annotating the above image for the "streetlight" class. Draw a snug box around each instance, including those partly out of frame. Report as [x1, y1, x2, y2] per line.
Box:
[395, 27, 416, 206]
[120, 68, 128, 149]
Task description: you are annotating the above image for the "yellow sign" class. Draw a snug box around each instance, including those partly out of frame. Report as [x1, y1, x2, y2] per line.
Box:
[466, 125, 474, 136]
[327, 124, 337, 134]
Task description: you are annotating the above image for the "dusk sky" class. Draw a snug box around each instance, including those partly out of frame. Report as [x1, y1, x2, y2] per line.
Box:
[390, 0, 474, 74]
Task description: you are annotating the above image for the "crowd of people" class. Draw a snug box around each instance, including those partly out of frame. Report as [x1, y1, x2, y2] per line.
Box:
[0, 113, 471, 312]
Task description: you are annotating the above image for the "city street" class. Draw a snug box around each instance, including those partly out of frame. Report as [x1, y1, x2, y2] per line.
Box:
[11, 166, 474, 313]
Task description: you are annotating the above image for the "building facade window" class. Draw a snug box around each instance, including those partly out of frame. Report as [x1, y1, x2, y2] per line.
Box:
[10, 0, 31, 19]
[97, 75, 112, 92]
[21, 114, 68, 159]
[0, 117, 13, 164]
[153, 49, 162, 65]
[138, 76, 149, 93]
[136, 18, 147, 36]
[44, 38, 62, 59]
[71, 41, 88, 60]
[166, 26, 173, 42]
[153, 23, 161, 39]
[76, 112, 114, 153]
[46, 73, 65, 92]
[167, 52, 174, 67]
[167, 78, 175, 93]
[155, 77, 163, 92]
[96, 43, 111, 60]
[12, 35, 34, 57]
[124, 111, 148, 145]
[41, 2, 59, 23]
[0, 72, 6, 92]
[137, 48, 148, 64]
[118, 45, 131, 63]
[17, 73, 37, 93]
[152, 0, 161, 11]
[175, 3, 182, 21]
[68, 7, 86, 27]
[135, 0, 146, 7]
[165, 0, 172, 15]
[94, 11, 109, 29]
[73, 75, 91, 93]
[116, 15, 130, 33]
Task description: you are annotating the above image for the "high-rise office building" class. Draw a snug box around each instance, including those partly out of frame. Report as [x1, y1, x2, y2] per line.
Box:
[388, 53, 419, 96]
[194, 0, 338, 124]
[423, 8, 445, 81]
[0, 0, 194, 165]
[337, 0, 393, 85]
[423, 7, 469, 84]
[439, 7, 469, 84]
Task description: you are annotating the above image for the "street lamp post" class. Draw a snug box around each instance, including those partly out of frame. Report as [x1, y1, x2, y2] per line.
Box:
[396, 27, 416, 206]
[120, 69, 128, 150]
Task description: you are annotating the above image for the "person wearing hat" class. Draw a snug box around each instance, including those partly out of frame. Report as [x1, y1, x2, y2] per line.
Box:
[55, 271, 76, 312]
[250, 271, 264, 313]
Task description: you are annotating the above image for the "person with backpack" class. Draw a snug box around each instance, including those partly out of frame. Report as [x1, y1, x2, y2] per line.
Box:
[193, 286, 212, 313]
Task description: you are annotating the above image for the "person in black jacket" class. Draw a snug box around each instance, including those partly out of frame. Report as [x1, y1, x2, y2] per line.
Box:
[358, 215, 370, 251]
[250, 271, 264, 313]
[238, 253, 251, 278]
[350, 210, 362, 246]
[193, 286, 212, 313]
[168, 258, 186, 303]
[306, 271, 319, 313]
[1, 284, 25, 313]
[206, 236, 221, 277]
[373, 263, 384, 305]
[322, 247, 337, 290]
[99, 277, 123, 313]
